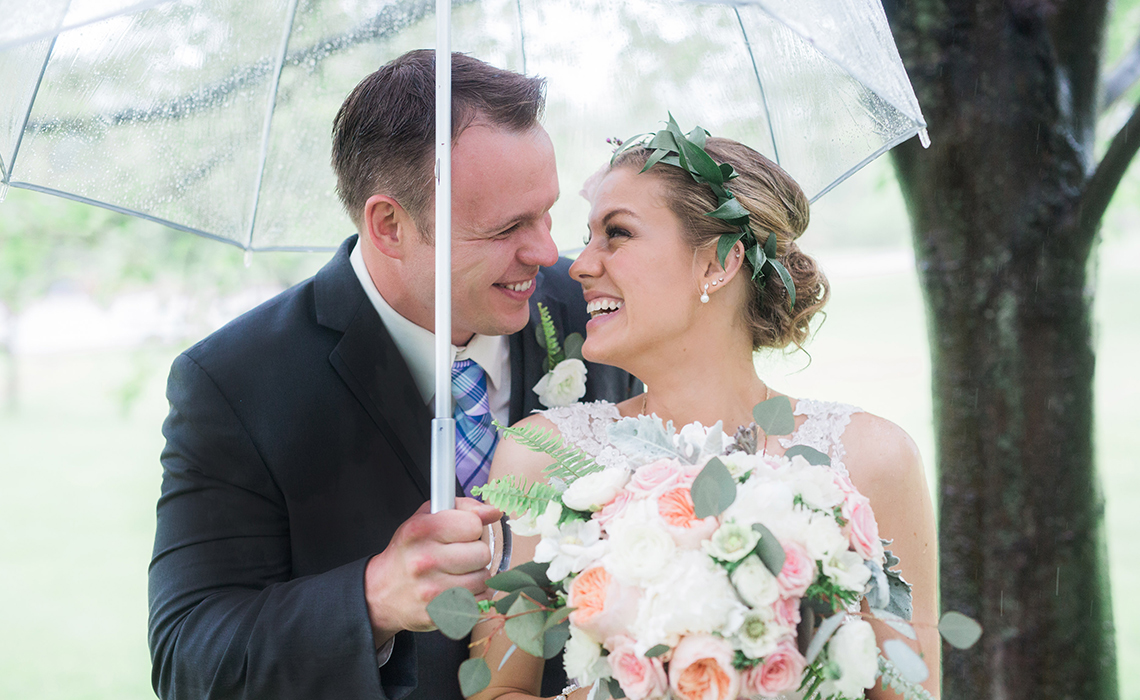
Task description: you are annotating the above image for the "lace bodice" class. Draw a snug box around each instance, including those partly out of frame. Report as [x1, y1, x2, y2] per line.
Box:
[541, 398, 861, 476]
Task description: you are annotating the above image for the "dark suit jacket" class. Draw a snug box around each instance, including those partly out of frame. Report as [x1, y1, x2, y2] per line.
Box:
[148, 236, 639, 700]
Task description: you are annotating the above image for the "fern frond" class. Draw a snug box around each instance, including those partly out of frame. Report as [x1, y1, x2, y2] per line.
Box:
[536, 302, 564, 365]
[473, 474, 561, 516]
[496, 421, 604, 482]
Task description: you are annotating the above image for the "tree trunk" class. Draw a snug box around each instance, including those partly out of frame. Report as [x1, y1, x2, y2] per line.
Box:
[883, 1, 1118, 698]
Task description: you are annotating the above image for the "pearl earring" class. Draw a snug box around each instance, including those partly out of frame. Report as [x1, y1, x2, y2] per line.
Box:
[700, 283, 710, 304]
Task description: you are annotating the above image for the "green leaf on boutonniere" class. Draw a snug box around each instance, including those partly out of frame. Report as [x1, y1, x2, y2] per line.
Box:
[536, 303, 564, 369]
[504, 595, 545, 657]
[564, 332, 584, 362]
[427, 587, 482, 640]
[458, 657, 491, 696]
[784, 445, 830, 466]
[753, 396, 795, 436]
[691, 457, 737, 518]
[750, 522, 787, 577]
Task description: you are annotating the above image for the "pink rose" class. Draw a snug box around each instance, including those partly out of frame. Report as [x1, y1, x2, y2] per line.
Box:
[774, 596, 801, 630]
[668, 634, 740, 700]
[741, 640, 806, 696]
[627, 459, 685, 496]
[776, 541, 816, 598]
[606, 637, 669, 700]
[656, 486, 719, 549]
[593, 489, 635, 528]
[846, 496, 884, 562]
[567, 565, 640, 643]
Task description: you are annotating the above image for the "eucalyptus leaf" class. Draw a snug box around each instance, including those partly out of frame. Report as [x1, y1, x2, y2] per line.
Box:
[804, 612, 845, 665]
[607, 415, 681, 463]
[750, 522, 786, 576]
[486, 568, 537, 593]
[645, 644, 670, 658]
[497, 644, 518, 671]
[564, 333, 584, 361]
[938, 611, 983, 649]
[753, 396, 795, 436]
[589, 680, 611, 700]
[783, 444, 830, 466]
[459, 657, 491, 697]
[542, 605, 576, 631]
[543, 620, 571, 659]
[513, 560, 552, 588]
[504, 596, 545, 658]
[494, 585, 548, 614]
[883, 639, 930, 682]
[607, 678, 627, 699]
[870, 608, 917, 639]
[691, 457, 737, 518]
[426, 587, 482, 640]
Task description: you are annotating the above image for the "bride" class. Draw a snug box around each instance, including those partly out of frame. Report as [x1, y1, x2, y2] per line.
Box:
[472, 131, 940, 699]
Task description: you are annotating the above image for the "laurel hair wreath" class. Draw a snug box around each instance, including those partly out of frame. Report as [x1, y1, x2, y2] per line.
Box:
[611, 114, 796, 309]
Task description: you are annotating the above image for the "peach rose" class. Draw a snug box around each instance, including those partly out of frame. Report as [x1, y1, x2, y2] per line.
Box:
[657, 486, 719, 549]
[628, 459, 684, 496]
[606, 636, 669, 700]
[668, 634, 740, 700]
[567, 565, 639, 643]
[776, 541, 816, 598]
[740, 640, 806, 696]
[846, 496, 884, 562]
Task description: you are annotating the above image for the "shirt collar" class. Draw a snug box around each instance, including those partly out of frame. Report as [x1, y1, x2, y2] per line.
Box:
[349, 240, 508, 404]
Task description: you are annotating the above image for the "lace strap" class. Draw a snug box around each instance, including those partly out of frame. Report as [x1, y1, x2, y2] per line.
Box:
[537, 401, 622, 461]
[778, 398, 861, 476]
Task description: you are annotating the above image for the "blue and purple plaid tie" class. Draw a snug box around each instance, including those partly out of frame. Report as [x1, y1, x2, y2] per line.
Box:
[451, 358, 499, 497]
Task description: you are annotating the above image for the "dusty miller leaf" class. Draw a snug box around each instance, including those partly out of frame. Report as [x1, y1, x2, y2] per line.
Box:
[607, 415, 681, 463]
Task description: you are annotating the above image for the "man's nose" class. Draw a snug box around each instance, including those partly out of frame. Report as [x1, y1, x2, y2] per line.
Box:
[519, 213, 559, 267]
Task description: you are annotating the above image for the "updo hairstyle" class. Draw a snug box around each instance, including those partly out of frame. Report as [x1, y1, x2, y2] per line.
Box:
[610, 137, 828, 351]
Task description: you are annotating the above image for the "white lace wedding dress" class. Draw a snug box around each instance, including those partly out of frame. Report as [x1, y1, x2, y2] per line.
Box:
[538, 398, 863, 700]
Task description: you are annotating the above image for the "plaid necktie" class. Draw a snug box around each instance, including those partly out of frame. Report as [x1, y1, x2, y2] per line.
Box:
[452, 358, 499, 497]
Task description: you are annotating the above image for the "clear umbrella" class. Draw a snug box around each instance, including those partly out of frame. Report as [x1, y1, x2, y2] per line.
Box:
[0, 0, 928, 511]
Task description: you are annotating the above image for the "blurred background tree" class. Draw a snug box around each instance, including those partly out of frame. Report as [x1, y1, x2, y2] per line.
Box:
[883, 0, 1140, 697]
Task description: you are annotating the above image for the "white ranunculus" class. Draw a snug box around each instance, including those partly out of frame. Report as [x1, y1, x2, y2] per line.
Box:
[563, 626, 611, 683]
[787, 460, 845, 511]
[630, 550, 747, 650]
[735, 605, 786, 660]
[533, 358, 588, 407]
[704, 521, 761, 562]
[605, 506, 676, 584]
[822, 549, 873, 593]
[821, 619, 879, 698]
[803, 512, 849, 561]
[508, 500, 562, 537]
[561, 467, 629, 512]
[533, 517, 607, 581]
[730, 554, 781, 608]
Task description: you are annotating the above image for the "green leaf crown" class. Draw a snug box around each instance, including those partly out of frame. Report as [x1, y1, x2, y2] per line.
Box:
[611, 113, 796, 308]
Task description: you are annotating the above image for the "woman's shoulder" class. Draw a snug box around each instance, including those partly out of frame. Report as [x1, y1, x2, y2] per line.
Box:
[838, 409, 924, 490]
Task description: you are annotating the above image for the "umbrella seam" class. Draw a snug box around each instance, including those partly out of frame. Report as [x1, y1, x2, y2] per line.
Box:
[6, 32, 60, 185]
[735, 6, 780, 166]
[246, 0, 304, 250]
[516, 0, 528, 74]
[806, 127, 922, 203]
[0, 0, 173, 52]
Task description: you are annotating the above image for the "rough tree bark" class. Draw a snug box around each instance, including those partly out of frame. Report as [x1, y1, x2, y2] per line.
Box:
[882, 1, 1140, 698]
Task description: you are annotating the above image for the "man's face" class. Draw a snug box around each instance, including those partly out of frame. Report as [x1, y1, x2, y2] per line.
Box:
[403, 124, 560, 345]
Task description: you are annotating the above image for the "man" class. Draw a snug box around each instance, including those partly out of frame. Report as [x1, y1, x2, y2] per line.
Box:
[148, 50, 638, 700]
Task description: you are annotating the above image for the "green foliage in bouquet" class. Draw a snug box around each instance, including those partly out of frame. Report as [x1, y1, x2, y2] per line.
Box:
[472, 474, 562, 519]
[492, 421, 605, 483]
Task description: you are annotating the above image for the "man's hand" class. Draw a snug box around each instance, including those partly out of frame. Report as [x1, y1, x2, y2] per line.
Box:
[364, 498, 501, 647]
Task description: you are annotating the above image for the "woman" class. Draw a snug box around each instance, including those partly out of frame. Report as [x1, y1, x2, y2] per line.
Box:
[471, 133, 940, 700]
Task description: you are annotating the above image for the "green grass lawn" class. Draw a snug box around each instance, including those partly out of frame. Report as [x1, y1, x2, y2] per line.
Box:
[0, 241, 1136, 699]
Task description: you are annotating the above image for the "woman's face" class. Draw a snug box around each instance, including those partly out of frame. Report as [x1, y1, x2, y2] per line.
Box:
[570, 166, 703, 367]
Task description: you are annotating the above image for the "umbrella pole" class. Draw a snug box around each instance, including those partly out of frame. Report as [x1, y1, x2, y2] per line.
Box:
[430, 0, 456, 514]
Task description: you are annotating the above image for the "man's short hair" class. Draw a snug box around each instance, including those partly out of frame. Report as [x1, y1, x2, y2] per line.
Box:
[331, 50, 547, 237]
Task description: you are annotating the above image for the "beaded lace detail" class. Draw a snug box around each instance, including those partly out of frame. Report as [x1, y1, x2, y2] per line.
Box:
[542, 398, 861, 476]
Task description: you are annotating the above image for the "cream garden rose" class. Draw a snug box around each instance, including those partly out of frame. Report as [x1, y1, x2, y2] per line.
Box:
[821, 619, 879, 698]
[562, 467, 630, 512]
[533, 358, 587, 407]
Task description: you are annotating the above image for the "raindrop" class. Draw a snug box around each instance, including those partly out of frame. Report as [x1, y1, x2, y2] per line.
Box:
[244, 249, 253, 268]
[0, 182, 7, 203]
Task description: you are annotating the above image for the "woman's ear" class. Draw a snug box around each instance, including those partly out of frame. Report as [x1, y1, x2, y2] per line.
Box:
[696, 239, 747, 291]
[362, 194, 418, 259]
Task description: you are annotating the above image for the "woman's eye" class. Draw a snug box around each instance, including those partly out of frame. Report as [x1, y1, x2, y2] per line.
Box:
[606, 226, 631, 239]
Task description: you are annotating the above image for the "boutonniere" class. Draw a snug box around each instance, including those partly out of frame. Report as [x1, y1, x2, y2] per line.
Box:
[532, 302, 588, 408]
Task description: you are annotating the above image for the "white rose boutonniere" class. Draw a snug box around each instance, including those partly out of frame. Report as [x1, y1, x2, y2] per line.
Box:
[533, 302, 588, 407]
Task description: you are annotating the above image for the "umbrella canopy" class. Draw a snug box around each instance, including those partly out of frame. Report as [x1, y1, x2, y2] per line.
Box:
[1, 0, 926, 253]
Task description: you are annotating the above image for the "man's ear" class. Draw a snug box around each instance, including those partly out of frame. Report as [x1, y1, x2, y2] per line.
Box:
[362, 194, 417, 259]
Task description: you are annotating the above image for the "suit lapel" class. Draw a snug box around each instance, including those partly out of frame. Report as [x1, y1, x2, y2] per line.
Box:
[316, 237, 432, 499]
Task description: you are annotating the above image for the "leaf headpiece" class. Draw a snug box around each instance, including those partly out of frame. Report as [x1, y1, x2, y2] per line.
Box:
[611, 114, 796, 308]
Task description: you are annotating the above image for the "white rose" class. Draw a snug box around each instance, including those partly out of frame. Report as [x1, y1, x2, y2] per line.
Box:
[533, 358, 588, 407]
[533, 517, 607, 581]
[822, 549, 873, 593]
[720, 452, 776, 481]
[605, 506, 676, 583]
[563, 626, 611, 683]
[730, 554, 781, 608]
[508, 500, 562, 537]
[704, 521, 761, 562]
[803, 513, 848, 561]
[630, 551, 746, 650]
[561, 468, 629, 512]
[821, 619, 879, 698]
[735, 606, 786, 660]
[789, 461, 845, 511]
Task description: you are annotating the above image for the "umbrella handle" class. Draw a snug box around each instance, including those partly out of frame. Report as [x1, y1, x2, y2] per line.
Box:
[430, 417, 456, 513]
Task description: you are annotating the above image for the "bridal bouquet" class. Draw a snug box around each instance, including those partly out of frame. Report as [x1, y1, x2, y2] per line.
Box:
[428, 398, 980, 700]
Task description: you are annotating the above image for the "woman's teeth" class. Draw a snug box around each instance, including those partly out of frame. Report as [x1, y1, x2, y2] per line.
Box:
[502, 280, 534, 292]
[586, 298, 623, 318]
